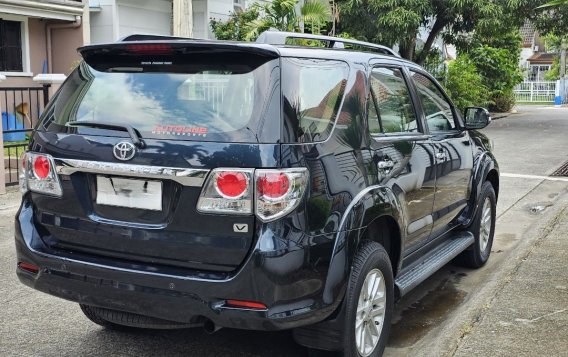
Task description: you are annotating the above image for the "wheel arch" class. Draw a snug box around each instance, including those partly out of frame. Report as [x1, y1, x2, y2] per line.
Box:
[462, 151, 499, 227]
[321, 186, 405, 306]
[360, 215, 402, 279]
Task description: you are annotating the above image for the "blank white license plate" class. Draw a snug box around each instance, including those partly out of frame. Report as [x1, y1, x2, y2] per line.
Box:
[96, 176, 162, 211]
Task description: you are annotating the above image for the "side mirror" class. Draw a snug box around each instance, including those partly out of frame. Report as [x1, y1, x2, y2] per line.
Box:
[464, 107, 491, 130]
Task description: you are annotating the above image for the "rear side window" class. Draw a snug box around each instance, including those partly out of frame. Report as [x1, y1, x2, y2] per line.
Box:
[44, 57, 280, 143]
[282, 58, 349, 143]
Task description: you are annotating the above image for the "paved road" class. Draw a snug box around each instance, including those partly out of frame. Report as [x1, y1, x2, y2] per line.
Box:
[1, 105, 567, 356]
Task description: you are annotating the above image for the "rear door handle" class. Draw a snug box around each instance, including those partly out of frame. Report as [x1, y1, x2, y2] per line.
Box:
[378, 160, 395, 170]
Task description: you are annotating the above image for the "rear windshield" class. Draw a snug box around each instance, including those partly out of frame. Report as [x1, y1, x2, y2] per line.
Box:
[44, 57, 280, 143]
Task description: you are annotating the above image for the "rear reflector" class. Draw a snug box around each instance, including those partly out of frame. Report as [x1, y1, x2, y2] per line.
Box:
[225, 300, 267, 310]
[18, 262, 39, 274]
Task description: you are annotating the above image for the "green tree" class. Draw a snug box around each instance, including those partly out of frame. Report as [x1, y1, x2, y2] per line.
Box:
[210, 7, 260, 41]
[245, 0, 330, 40]
[211, 0, 331, 41]
[335, 0, 543, 64]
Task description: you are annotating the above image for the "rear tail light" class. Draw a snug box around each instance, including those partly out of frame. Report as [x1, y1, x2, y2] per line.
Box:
[215, 172, 248, 198]
[20, 152, 62, 197]
[197, 168, 308, 222]
[255, 169, 308, 222]
[197, 169, 254, 214]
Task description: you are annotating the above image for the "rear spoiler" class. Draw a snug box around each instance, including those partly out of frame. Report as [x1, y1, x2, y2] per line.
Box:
[78, 40, 281, 63]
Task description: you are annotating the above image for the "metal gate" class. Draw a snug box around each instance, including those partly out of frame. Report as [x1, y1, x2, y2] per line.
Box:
[1, 86, 49, 185]
[514, 81, 557, 103]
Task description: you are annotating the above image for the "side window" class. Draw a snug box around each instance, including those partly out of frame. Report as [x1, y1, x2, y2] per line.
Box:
[369, 67, 418, 134]
[282, 58, 349, 143]
[410, 71, 457, 131]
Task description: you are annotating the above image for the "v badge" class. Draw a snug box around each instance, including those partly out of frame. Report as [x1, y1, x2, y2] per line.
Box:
[233, 224, 249, 233]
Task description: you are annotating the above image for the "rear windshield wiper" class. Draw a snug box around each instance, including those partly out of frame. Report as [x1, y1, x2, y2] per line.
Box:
[66, 121, 145, 148]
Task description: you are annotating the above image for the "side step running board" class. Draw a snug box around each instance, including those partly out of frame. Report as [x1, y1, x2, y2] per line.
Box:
[395, 232, 475, 297]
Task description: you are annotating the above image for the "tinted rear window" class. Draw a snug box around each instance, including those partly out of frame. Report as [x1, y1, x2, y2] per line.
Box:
[44, 57, 280, 143]
[282, 58, 349, 143]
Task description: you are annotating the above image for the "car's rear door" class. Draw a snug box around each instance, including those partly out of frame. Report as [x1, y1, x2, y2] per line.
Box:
[366, 63, 437, 253]
[407, 69, 473, 239]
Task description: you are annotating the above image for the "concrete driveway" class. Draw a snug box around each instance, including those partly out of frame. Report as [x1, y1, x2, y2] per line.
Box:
[1, 105, 567, 357]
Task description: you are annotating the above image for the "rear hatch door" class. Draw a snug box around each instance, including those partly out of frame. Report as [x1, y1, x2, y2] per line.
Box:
[30, 41, 282, 273]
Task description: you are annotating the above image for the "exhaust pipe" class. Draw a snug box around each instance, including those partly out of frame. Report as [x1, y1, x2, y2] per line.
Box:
[203, 319, 222, 334]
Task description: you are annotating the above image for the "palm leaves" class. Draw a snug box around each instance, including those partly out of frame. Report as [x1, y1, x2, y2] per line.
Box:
[244, 0, 331, 40]
[537, 0, 568, 8]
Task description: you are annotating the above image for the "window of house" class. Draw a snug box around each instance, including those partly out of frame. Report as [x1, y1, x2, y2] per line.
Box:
[527, 64, 551, 81]
[0, 19, 23, 72]
[410, 71, 457, 132]
[368, 67, 418, 134]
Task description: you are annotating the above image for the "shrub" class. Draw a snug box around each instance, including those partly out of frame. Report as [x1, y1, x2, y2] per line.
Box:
[468, 44, 523, 112]
[445, 55, 489, 113]
[490, 90, 516, 113]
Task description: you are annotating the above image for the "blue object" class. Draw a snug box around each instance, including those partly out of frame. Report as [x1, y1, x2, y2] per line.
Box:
[554, 96, 562, 106]
[2, 112, 26, 142]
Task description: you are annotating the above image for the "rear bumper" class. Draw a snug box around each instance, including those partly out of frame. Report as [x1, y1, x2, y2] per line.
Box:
[15, 199, 343, 331]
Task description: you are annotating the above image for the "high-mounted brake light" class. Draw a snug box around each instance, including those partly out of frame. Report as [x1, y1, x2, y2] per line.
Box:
[20, 152, 62, 197]
[125, 44, 173, 54]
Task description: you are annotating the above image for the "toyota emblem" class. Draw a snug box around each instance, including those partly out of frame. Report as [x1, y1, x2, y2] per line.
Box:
[113, 141, 136, 161]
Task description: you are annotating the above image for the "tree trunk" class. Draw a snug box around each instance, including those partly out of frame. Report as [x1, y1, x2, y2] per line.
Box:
[415, 18, 447, 65]
[399, 37, 416, 61]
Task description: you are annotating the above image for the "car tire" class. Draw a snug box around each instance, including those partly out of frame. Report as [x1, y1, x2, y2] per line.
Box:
[342, 241, 394, 357]
[79, 304, 192, 330]
[455, 181, 496, 269]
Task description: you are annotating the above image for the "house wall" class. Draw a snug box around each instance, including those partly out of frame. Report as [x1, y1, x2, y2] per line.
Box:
[520, 48, 534, 68]
[51, 23, 84, 75]
[192, 0, 207, 39]
[1, 16, 84, 86]
[89, 0, 116, 44]
[89, 0, 173, 44]
[28, 18, 47, 77]
[117, 0, 172, 39]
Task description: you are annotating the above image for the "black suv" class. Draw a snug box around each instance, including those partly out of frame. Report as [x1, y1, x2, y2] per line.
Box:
[15, 31, 499, 356]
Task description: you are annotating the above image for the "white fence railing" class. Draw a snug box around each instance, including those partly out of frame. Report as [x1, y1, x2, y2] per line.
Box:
[514, 81, 557, 103]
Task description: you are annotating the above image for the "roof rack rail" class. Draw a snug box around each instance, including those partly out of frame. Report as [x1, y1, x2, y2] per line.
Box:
[119, 34, 192, 42]
[256, 31, 399, 57]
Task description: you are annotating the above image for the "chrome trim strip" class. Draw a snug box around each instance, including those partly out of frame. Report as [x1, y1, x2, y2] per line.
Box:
[55, 159, 210, 187]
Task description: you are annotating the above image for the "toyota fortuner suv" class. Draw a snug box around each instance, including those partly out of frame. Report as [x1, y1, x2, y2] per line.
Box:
[15, 31, 499, 357]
